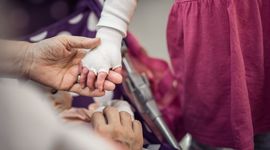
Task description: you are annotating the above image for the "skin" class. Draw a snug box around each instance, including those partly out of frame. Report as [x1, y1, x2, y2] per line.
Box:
[92, 106, 144, 150]
[0, 35, 122, 96]
[79, 66, 122, 92]
[58, 98, 144, 150]
[1, 35, 141, 149]
[1, 36, 139, 149]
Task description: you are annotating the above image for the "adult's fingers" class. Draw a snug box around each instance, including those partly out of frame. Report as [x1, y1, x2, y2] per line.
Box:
[91, 112, 106, 128]
[107, 70, 123, 84]
[103, 106, 121, 125]
[60, 35, 100, 49]
[86, 71, 96, 90]
[132, 120, 144, 150]
[61, 108, 92, 122]
[69, 83, 105, 97]
[132, 120, 143, 137]
[120, 111, 132, 128]
[95, 72, 107, 91]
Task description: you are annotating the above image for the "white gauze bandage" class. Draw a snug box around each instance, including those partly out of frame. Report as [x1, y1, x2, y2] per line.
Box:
[94, 100, 134, 120]
[81, 0, 137, 74]
[81, 27, 122, 74]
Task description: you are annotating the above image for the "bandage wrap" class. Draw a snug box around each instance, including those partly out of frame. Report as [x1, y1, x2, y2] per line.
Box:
[81, 27, 122, 74]
[81, 0, 137, 74]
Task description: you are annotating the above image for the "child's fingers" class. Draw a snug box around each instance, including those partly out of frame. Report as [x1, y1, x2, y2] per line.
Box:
[107, 70, 123, 84]
[113, 67, 122, 74]
[79, 62, 83, 73]
[86, 71, 96, 90]
[104, 80, 116, 91]
[95, 72, 107, 91]
[79, 67, 89, 88]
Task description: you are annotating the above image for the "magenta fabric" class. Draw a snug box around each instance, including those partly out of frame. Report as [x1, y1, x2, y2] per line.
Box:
[167, 0, 270, 149]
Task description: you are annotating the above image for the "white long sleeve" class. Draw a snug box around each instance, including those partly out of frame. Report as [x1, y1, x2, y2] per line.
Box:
[82, 0, 137, 74]
[97, 0, 137, 37]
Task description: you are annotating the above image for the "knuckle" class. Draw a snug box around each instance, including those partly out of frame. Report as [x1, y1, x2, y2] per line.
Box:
[94, 125, 105, 133]
[91, 112, 102, 120]
[58, 34, 68, 40]
[127, 132, 135, 140]
[94, 111, 103, 116]
[133, 120, 142, 126]
[120, 111, 131, 119]
[113, 128, 124, 139]
[113, 127, 122, 134]
[88, 73, 95, 79]
[104, 106, 117, 114]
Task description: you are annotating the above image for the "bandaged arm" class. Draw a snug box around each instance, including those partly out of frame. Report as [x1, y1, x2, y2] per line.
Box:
[81, 0, 137, 74]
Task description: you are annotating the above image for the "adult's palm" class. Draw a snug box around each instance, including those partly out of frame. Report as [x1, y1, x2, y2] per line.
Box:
[27, 35, 122, 96]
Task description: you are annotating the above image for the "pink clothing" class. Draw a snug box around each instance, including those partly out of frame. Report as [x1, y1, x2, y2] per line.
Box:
[167, 0, 270, 149]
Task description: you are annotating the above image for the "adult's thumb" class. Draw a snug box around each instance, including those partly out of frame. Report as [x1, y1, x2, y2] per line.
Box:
[63, 35, 100, 49]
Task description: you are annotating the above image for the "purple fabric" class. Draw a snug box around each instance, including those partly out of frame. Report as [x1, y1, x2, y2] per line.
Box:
[6, 0, 77, 37]
[167, 0, 270, 149]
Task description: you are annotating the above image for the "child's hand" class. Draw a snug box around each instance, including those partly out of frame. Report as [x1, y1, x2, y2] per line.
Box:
[79, 65, 122, 91]
[80, 27, 123, 91]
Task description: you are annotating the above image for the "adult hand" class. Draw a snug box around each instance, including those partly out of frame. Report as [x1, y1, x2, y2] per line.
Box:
[91, 106, 143, 150]
[24, 35, 122, 96]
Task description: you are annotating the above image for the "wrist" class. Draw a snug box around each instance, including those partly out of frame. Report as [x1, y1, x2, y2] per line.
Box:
[20, 41, 34, 79]
[96, 27, 123, 69]
[81, 27, 123, 73]
[96, 27, 123, 55]
[0, 40, 34, 78]
[96, 27, 123, 46]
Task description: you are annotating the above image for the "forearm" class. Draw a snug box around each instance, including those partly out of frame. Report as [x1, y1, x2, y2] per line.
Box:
[81, 0, 137, 73]
[0, 40, 32, 78]
[96, 0, 137, 45]
[97, 0, 137, 37]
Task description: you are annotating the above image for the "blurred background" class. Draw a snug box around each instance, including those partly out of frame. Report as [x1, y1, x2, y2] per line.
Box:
[129, 0, 174, 63]
[0, 0, 173, 63]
